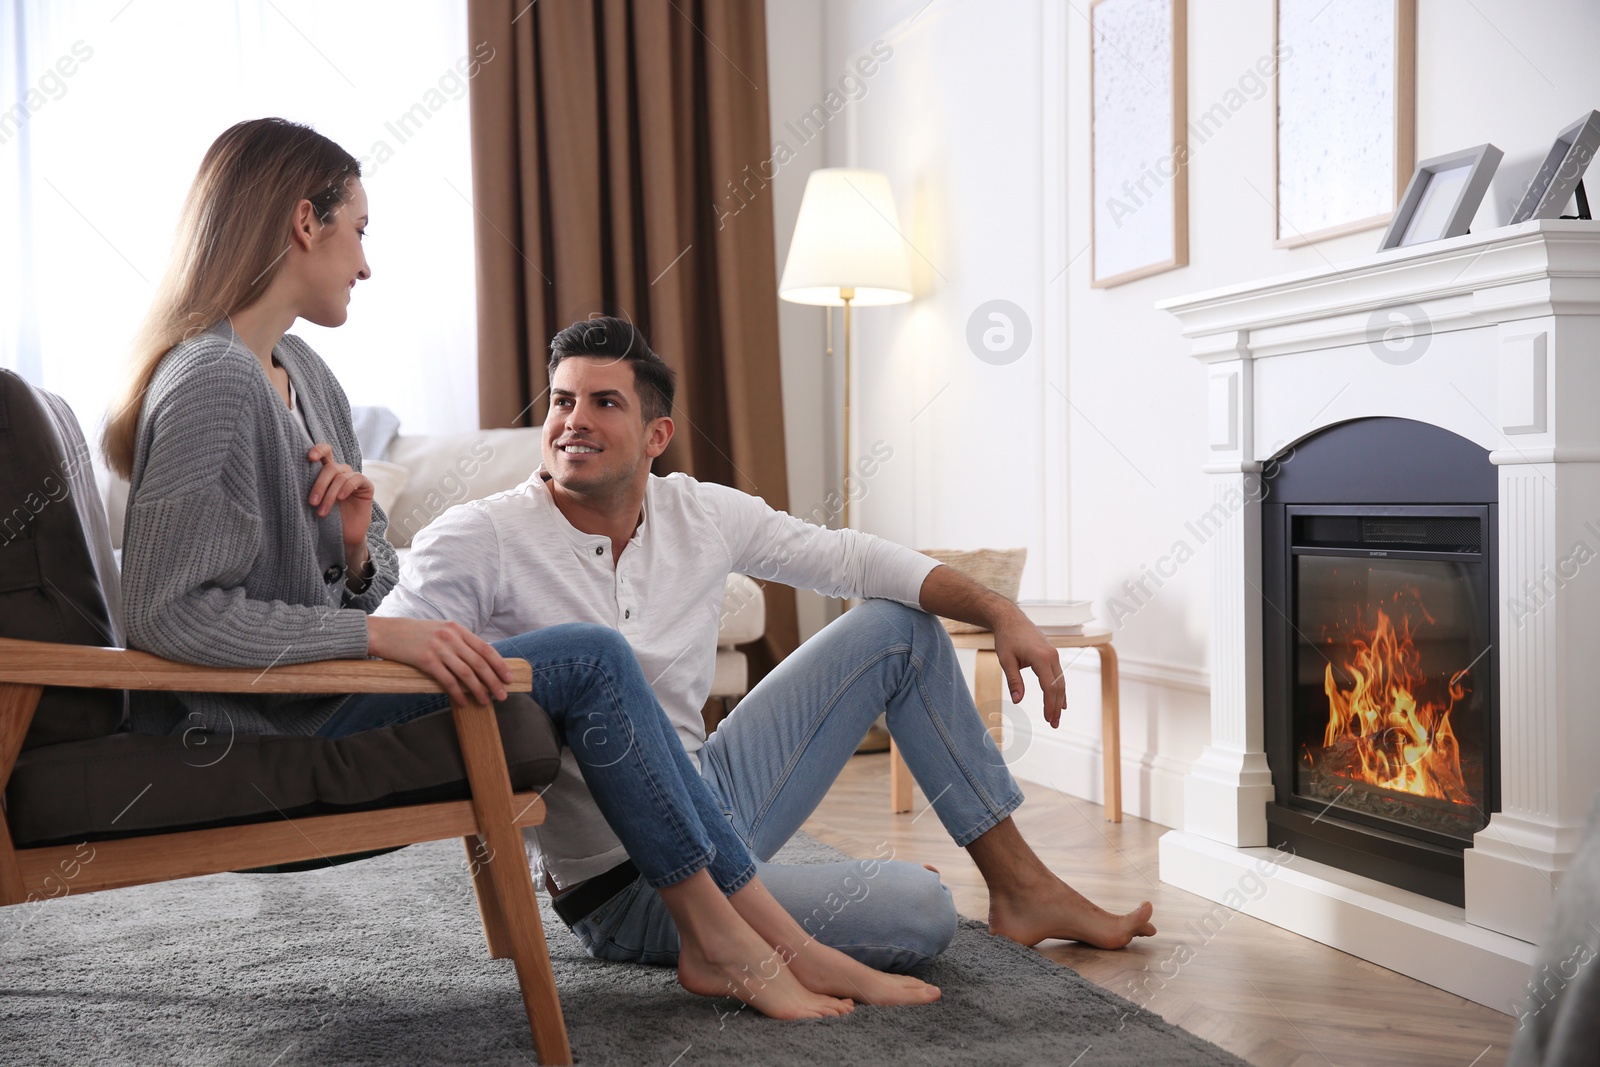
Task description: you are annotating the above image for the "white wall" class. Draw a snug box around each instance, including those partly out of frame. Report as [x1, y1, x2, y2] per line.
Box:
[769, 0, 1600, 827]
[764, 2, 832, 643]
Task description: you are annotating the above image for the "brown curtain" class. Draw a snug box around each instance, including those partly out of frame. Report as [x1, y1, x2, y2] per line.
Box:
[466, 0, 798, 676]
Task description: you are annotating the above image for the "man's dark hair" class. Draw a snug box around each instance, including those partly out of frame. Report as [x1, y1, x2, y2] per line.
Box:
[548, 317, 677, 422]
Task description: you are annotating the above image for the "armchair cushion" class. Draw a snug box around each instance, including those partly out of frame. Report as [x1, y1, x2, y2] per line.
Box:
[6, 694, 561, 847]
[0, 369, 126, 749]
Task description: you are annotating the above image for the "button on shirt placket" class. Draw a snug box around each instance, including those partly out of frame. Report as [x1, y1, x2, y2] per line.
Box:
[594, 541, 631, 628]
[616, 560, 633, 627]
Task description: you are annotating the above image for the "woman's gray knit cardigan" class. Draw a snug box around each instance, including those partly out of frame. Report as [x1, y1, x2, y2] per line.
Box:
[121, 323, 398, 736]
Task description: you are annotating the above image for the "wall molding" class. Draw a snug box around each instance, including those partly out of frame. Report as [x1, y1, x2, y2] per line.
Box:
[1063, 649, 1211, 694]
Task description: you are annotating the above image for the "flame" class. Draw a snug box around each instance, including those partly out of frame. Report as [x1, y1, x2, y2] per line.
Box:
[1321, 605, 1471, 802]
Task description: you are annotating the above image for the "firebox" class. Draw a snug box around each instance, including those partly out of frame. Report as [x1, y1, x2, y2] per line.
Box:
[1261, 418, 1499, 906]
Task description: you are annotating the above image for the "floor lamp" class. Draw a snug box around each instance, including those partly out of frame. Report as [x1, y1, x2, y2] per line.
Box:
[778, 168, 912, 533]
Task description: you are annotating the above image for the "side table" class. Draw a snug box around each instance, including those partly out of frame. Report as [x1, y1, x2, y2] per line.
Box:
[887, 627, 1123, 822]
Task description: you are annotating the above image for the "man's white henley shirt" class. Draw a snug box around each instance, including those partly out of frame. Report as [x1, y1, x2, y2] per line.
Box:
[377, 470, 938, 888]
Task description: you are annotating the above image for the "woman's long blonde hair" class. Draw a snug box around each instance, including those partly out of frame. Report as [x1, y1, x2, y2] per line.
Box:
[102, 118, 360, 477]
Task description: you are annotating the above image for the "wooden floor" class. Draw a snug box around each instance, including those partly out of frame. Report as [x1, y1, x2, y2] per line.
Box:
[802, 753, 1516, 1067]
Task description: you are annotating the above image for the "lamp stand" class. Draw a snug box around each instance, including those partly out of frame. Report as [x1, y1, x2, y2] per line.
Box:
[840, 287, 854, 533]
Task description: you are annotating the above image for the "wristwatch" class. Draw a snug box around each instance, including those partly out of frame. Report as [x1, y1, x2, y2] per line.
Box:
[347, 554, 377, 594]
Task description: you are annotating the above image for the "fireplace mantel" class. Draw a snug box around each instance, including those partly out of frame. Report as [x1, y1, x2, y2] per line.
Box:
[1155, 220, 1600, 1011]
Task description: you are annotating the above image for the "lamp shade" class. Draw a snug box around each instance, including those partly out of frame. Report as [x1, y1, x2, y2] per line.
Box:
[778, 168, 913, 306]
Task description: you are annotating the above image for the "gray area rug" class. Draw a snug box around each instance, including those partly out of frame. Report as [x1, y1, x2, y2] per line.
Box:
[0, 833, 1244, 1066]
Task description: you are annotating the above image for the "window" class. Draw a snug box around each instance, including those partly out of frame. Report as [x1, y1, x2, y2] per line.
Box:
[0, 0, 483, 441]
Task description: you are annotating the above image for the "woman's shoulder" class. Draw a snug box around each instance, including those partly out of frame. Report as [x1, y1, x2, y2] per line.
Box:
[131, 330, 268, 489]
[152, 327, 261, 393]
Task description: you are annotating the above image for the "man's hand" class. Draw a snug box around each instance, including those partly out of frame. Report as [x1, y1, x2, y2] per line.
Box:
[990, 603, 1066, 728]
[367, 616, 512, 706]
[917, 564, 1067, 726]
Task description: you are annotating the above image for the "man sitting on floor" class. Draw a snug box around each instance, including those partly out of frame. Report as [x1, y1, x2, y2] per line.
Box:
[376, 317, 1156, 969]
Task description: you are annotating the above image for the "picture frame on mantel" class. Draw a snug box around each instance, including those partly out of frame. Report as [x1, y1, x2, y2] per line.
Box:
[1273, 0, 1416, 247]
[1377, 143, 1503, 251]
[1089, 0, 1188, 288]
[1508, 109, 1600, 223]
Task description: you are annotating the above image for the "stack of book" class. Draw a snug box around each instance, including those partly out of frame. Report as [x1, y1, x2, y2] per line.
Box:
[1017, 600, 1095, 635]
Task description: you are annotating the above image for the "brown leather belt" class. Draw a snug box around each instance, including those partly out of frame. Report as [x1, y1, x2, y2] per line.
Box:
[549, 859, 641, 926]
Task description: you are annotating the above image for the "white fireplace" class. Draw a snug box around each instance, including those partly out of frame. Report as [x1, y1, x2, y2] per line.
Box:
[1156, 219, 1600, 1011]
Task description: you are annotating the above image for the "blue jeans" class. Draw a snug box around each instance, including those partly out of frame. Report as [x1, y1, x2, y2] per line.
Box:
[317, 623, 756, 894]
[569, 600, 1024, 971]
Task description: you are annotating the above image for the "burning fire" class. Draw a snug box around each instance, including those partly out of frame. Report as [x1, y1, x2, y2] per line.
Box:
[1321, 604, 1471, 802]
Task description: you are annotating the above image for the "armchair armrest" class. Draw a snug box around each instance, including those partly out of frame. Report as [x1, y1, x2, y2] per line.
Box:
[0, 637, 532, 695]
[0, 637, 536, 811]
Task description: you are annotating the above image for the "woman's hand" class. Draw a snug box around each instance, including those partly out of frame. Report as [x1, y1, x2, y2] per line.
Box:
[367, 616, 513, 706]
[307, 443, 374, 555]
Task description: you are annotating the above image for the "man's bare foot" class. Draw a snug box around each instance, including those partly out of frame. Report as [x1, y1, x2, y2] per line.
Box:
[967, 816, 1156, 949]
[781, 939, 942, 1006]
[988, 876, 1156, 949]
[676, 928, 855, 1019]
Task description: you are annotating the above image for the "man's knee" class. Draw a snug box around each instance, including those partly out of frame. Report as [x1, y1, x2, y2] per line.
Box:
[880, 861, 958, 963]
[540, 621, 633, 661]
[845, 599, 947, 647]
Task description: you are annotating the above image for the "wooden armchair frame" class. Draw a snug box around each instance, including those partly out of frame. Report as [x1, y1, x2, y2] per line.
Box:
[0, 636, 571, 1065]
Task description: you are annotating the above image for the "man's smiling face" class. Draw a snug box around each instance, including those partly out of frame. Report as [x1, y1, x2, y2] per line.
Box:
[541, 356, 669, 498]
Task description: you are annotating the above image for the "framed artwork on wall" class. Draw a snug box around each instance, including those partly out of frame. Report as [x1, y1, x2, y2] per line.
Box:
[1090, 0, 1188, 288]
[1274, 0, 1416, 247]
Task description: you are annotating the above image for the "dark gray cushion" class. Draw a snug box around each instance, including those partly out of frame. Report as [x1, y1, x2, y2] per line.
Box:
[5, 695, 561, 847]
[0, 369, 126, 748]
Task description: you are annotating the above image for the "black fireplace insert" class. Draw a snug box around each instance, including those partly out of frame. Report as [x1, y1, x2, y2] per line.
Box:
[1261, 418, 1499, 906]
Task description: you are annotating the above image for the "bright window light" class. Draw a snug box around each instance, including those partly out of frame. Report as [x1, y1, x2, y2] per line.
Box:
[0, 0, 484, 441]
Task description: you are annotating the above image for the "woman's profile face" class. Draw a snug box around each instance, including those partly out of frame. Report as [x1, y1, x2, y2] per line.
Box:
[299, 177, 371, 328]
